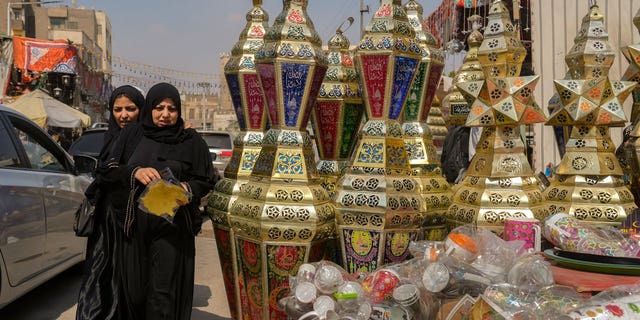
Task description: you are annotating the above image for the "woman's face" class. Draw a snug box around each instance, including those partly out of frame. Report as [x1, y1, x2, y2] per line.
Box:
[152, 97, 179, 127]
[112, 96, 140, 128]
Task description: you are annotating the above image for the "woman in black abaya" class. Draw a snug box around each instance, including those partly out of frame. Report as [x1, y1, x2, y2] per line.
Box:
[100, 82, 215, 319]
[77, 85, 145, 320]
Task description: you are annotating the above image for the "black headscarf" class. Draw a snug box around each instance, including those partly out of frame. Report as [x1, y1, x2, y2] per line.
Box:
[140, 82, 187, 144]
[101, 85, 144, 162]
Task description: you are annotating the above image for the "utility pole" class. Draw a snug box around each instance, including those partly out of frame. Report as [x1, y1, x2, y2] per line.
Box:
[359, 0, 369, 40]
[197, 81, 211, 130]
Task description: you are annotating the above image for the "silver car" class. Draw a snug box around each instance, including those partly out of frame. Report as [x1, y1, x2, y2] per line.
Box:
[0, 105, 91, 309]
[198, 131, 234, 172]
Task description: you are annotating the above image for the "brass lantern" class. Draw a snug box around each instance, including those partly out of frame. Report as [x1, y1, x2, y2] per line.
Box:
[620, 7, 640, 206]
[312, 18, 364, 199]
[544, 4, 638, 226]
[208, 1, 269, 319]
[447, 0, 548, 234]
[334, 0, 423, 275]
[228, 0, 334, 318]
[402, 0, 451, 241]
[443, 15, 485, 126]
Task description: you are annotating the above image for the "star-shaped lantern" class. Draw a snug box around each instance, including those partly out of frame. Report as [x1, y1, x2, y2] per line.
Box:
[457, 76, 546, 126]
[547, 77, 636, 126]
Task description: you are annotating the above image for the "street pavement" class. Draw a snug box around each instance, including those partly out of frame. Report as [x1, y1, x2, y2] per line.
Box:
[0, 220, 232, 320]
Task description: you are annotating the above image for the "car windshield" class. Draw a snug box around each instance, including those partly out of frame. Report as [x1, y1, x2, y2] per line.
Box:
[201, 133, 232, 149]
[69, 131, 104, 156]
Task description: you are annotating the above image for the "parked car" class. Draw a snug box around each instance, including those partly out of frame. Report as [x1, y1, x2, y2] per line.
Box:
[68, 127, 107, 159]
[198, 131, 233, 172]
[0, 105, 93, 309]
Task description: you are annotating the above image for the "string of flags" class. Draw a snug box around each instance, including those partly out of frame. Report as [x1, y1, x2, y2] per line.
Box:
[111, 56, 223, 95]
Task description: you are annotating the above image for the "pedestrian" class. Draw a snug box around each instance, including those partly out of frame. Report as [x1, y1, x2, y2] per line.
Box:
[99, 82, 215, 319]
[76, 85, 145, 320]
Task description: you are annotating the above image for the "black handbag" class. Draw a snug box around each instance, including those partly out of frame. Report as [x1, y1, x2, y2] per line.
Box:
[74, 196, 96, 237]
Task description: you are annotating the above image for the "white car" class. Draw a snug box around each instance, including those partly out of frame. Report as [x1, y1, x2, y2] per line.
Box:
[0, 105, 92, 309]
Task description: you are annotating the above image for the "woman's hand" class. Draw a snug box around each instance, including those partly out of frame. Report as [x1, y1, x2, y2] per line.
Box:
[135, 167, 161, 185]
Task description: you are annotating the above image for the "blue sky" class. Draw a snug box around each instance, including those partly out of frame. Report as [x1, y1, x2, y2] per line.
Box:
[72, 0, 439, 78]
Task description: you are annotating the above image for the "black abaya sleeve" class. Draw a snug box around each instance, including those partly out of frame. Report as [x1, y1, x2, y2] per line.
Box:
[182, 131, 215, 203]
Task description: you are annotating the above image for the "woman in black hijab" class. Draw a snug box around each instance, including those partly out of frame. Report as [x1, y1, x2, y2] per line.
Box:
[100, 82, 215, 320]
[77, 85, 145, 320]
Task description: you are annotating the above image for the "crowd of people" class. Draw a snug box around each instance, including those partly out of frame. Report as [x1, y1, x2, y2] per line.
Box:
[76, 83, 217, 320]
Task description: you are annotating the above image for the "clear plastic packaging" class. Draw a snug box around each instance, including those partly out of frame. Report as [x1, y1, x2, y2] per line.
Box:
[543, 212, 640, 257]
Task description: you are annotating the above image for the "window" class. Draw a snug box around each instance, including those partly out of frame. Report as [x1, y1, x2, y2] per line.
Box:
[0, 119, 21, 168]
[9, 116, 65, 172]
[50, 17, 65, 29]
[97, 24, 102, 35]
[189, 108, 195, 119]
[67, 21, 78, 30]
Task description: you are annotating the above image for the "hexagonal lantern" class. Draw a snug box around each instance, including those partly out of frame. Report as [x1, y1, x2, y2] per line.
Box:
[228, 0, 334, 318]
[208, 1, 269, 319]
[401, 0, 450, 241]
[312, 20, 364, 199]
[333, 0, 423, 275]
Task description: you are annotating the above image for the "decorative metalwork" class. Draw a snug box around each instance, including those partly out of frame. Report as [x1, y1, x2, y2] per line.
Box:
[334, 0, 423, 275]
[208, 1, 269, 318]
[228, 1, 333, 318]
[447, 0, 548, 234]
[401, 0, 450, 241]
[443, 14, 485, 126]
[544, 4, 638, 227]
[620, 7, 640, 206]
[428, 95, 448, 153]
[312, 18, 364, 199]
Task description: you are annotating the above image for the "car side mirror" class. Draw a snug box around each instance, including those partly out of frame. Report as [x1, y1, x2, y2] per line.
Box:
[74, 154, 98, 175]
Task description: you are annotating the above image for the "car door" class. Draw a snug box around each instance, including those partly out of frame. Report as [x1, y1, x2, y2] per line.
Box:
[5, 114, 86, 272]
[0, 114, 47, 286]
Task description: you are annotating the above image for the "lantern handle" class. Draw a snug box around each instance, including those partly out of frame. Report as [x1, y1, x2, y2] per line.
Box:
[337, 17, 355, 34]
[589, 0, 597, 7]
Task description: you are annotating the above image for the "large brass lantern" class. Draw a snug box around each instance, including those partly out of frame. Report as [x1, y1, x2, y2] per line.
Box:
[334, 0, 423, 275]
[228, 0, 334, 318]
[447, 0, 548, 234]
[208, 1, 269, 318]
[401, 0, 451, 241]
[544, 4, 638, 226]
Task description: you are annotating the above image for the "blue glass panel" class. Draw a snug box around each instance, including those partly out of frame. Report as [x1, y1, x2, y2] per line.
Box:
[225, 73, 246, 130]
[389, 57, 418, 120]
[281, 63, 310, 127]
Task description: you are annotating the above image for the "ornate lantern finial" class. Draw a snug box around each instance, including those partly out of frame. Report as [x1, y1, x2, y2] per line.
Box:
[477, 0, 526, 78]
[209, 1, 269, 318]
[334, 0, 424, 275]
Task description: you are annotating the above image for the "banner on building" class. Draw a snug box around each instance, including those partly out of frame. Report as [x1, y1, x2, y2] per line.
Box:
[13, 36, 78, 74]
[0, 36, 14, 100]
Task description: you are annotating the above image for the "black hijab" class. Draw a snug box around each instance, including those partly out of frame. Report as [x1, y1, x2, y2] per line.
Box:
[140, 82, 187, 144]
[101, 85, 144, 162]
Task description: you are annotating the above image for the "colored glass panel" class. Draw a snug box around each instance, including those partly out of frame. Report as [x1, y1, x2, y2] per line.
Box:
[225, 73, 246, 130]
[243, 74, 266, 130]
[281, 63, 310, 128]
[360, 55, 389, 118]
[389, 56, 418, 120]
[257, 63, 279, 126]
